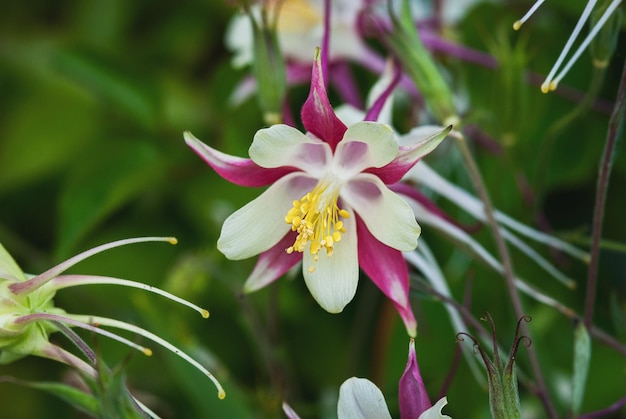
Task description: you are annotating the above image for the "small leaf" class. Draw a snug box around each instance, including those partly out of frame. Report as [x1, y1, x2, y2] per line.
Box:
[572, 321, 591, 415]
[0, 242, 26, 282]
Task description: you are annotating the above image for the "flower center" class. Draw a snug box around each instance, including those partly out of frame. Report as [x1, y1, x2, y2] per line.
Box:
[276, 0, 321, 33]
[284, 180, 350, 272]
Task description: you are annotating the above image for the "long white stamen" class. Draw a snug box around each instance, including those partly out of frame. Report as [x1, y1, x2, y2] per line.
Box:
[409, 163, 589, 261]
[541, 0, 599, 92]
[50, 275, 209, 319]
[10, 237, 178, 295]
[513, 0, 546, 30]
[16, 313, 153, 356]
[550, 0, 622, 90]
[67, 314, 226, 400]
[502, 229, 575, 288]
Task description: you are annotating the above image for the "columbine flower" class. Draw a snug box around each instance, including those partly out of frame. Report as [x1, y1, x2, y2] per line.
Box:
[513, 0, 622, 92]
[336, 339, 450, 419]
[337, 378, 449, 419]
[185, 49, 450, 336]
[283, 338, 450, 419]
[0, 237, 225, 409]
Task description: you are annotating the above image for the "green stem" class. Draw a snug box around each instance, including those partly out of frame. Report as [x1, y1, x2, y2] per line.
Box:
[453, 133, 558, 419]
[584, 58, 626, 328]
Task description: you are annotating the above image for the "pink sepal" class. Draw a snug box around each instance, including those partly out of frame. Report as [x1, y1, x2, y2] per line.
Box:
[244, 232, 302, 293]
[399, 338, 432, 419]
[185, 132, 297, 187]
[356, 216, 417, 337]
[300, 50, 347, 151]
[367, 146, 424, 184]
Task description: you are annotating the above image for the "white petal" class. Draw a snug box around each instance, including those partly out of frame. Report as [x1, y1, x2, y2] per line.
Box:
[419, 397, 451, 419]
[224, 11, 254, 68]
[338, 377, 392, 419]
[335, 104, 366, 127]
[250, 124, 330, 176]
[333, 122, 398, 176]
[302, 212, 358, 313]
[218, 173, 316, 260]
[343, 174, 420, 251]
[397, 125, 447, 147]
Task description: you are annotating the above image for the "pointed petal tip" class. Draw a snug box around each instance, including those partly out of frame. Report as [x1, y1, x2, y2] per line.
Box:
[183, 130, 198, 146]
[407, 324, 417, 338]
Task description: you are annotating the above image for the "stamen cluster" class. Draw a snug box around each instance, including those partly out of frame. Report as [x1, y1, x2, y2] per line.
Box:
[284, 182, 350, 271]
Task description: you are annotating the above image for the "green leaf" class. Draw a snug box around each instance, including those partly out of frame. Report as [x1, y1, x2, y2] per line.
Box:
[53, 46, 160, 130]
[0, 376, 99, 416]
[0, 91, 97, 193]
[56, 140, 165, 258]
[572, 322, 591, 415]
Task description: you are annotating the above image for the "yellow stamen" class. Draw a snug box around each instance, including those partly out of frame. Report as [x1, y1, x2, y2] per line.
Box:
[284, 180, 349, 271]
[512, 0, 545, 30]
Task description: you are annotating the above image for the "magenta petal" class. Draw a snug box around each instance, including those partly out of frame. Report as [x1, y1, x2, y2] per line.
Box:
[185, 131, 296, 187]
[399, 339, 432, 419]
[356, 216, 417, 337]
[244, 232, 302, 293]
[369, 126, 451, 184]
[367, 145, 423, 184]
[300, 49, 347, 150]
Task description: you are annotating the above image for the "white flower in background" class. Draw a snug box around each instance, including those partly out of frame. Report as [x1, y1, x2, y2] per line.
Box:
[226, 0, 367, 67]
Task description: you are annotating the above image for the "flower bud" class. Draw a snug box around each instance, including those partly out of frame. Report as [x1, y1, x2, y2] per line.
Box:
[367, 0, 457, 125]
[247, 2, 287, 124]
[457, 314, 531, 419]
[589, 0, 622, 69]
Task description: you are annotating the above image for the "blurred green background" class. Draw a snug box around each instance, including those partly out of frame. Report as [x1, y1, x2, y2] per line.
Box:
[0, 0, 625, 418]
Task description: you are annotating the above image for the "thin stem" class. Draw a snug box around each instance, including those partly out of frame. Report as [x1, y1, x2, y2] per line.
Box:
[579, 394, 626, 418]
[585, 59, 626, 327]
[425, 282, 626, 358]
[453, 133, 558, 418]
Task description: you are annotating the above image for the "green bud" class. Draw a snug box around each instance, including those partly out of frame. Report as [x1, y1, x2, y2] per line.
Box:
[457, 314, 531, 419]
[0, 243, 64, 364]
[248, 4, 287, 125]
[384, 0, 458, 125]
[589, 0, 622, 69]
